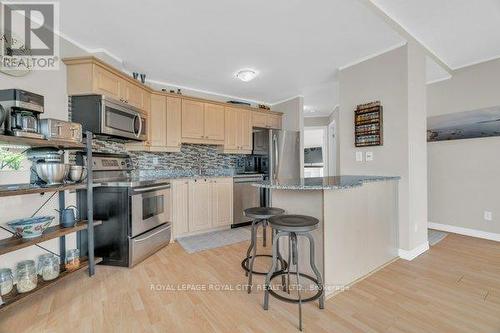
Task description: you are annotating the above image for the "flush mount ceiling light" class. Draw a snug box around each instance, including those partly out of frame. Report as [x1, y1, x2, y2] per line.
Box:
[235, 69, 257, 82]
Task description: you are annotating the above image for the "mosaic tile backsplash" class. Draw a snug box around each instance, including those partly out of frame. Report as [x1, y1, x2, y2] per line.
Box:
[69, 97, 247, 176]
[92, 138, 247, 175]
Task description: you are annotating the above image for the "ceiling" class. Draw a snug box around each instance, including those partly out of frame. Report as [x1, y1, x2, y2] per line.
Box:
[372, 0, 500, 69]
[48, 0, 404, 116]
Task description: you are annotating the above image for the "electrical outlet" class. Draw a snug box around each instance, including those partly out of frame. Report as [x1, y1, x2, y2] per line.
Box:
[356, 151, 363, 162]
[365, 151, 373, 161]
[153, 157, 159, 165]
[484, 211, 493, 221]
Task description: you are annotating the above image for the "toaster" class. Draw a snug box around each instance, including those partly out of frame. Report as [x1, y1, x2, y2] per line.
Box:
[40, 118, 82, 143]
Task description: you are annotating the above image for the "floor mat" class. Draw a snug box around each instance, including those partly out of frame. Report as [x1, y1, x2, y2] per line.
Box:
[177, 227, 252, 253]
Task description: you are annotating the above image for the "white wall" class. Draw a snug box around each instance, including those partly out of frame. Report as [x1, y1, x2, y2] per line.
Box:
[0, 38, 90, 269]
[427, 58, 500, 236]
[338, 43, 428, 252]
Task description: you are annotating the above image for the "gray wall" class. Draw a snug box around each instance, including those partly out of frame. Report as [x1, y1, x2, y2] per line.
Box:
[338, 43, 428, 251]
[427, 58, 500, 235]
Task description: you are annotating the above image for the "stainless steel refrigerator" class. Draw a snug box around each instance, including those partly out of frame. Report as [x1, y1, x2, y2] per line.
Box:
[269, 129, 301, 181]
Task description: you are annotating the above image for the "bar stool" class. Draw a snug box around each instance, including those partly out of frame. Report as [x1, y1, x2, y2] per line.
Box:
[241, 207, 287, 293]
[263, 214, 325, 331]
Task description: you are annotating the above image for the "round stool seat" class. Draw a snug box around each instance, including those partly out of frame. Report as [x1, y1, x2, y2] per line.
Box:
[244, 207, 285, 219]
[269, 214, 319, 233]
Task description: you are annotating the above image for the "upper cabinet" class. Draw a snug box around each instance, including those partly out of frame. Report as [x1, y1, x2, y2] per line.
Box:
[166, 97, 182, 150]
[148, 94, 182, 152]
[63, 57, 282, 153]
[181, 100, 225, 144]
[64, 57, 151, 114]
[252, 111, 282, 130]
[223, 107, 252, 154]
[204, 103, 225, 141]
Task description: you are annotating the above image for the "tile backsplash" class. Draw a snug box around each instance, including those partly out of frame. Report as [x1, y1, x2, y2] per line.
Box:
[92, 138, 247, 174]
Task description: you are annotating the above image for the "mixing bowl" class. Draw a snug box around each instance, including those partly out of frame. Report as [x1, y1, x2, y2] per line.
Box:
[35, 163, 70, 185]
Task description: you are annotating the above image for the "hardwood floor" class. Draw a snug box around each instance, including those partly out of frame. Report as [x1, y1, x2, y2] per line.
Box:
[1, 233, 499, 332]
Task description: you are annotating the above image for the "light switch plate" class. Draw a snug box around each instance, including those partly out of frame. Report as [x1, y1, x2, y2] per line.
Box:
[484, 211, 493, 221]
[356, 151, 363, 162]
[153, 157, 159, 165]
[366, 151, 373, 161]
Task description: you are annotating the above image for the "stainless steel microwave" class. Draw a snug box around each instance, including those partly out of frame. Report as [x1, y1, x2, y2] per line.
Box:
[70, 95, 147, 141]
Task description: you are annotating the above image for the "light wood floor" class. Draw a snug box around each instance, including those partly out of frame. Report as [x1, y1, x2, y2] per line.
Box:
[1, 233, 499, 333]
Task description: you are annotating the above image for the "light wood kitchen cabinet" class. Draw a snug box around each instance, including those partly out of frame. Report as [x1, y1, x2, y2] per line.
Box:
[149, 94, 167, 149]
[188, 178, 213, 232]
[120, 81, 143, 110]
[93, 65, 121, 100]
[171, 179, 190, 237]
[182, 100, 225, 144]
[166, 97, 182, 149]
[252, 111, 282, 130]
[148, 94, 181, 152]
[267, 114, 282, 129]
[64, 57, 151, 114]
[211, 178, 233, 228]
[181, 99, 205, 140]
[204, 103, 225, 141]
[224, 107, 239, 150]
[239, 110, 252, 150]
[223, 107, 252, 154]
[252, 112, 268, 128]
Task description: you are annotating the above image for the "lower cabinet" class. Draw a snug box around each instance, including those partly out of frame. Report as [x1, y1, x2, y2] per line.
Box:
[171, 177, 233, 238]
[188, 178, 213, 232]
[171, 179, 189, 238]
[211, 177, 233, 227]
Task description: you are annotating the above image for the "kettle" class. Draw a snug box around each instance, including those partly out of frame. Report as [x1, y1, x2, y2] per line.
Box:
[56, 205, 78, 228]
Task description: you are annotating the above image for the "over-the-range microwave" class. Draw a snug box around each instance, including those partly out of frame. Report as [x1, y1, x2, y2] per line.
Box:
[70, 95, 147, 141]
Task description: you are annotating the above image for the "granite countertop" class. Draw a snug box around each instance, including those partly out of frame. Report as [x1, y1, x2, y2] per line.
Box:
[252, 175, 400, 190]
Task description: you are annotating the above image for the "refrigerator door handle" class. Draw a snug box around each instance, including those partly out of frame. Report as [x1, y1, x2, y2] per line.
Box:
[273, 133, 279, 179]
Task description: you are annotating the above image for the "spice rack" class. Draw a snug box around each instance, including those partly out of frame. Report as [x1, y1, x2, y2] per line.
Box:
[0, 132, 97, 312]
[354, 101, 383, 147]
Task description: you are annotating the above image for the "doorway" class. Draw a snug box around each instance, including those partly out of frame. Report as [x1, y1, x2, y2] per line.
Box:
[303, 127, 328, 177]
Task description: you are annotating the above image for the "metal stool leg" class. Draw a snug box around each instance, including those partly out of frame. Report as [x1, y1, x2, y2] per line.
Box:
[304, 232, 325, 309]
[244, 219, 259, 277]
[247, 219, 261, 293]
[287, 235, 292, 294]
[291, 233, 303, 331]
[264, 231, 286, 310]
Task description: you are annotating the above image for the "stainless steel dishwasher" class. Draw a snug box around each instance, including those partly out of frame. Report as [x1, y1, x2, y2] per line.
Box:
[232, 174, 264, 228]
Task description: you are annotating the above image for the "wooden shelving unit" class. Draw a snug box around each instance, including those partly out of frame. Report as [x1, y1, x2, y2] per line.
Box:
[0, 257, 102, 313]
[0, 132, 96, 312]
[0, 182, 87, 197]
[0, 220, 102, 255]
[0, 134, 85, 149]
[354, 101, 383, 147]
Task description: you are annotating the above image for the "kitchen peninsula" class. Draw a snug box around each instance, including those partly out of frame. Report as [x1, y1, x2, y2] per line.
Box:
[253, 175, 400, 297]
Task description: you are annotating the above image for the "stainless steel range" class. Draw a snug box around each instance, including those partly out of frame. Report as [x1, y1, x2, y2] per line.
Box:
[77, 153, 171, 267]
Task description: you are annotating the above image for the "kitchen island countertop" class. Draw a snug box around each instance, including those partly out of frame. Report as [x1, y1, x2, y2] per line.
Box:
[252, 175, 400, 190]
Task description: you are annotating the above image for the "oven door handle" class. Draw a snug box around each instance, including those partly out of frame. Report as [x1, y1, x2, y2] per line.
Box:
[131, 184, 171, 194]
[133, 225, 170, 242]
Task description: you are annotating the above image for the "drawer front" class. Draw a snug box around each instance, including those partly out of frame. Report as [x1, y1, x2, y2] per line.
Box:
[129, 223, 171, 267]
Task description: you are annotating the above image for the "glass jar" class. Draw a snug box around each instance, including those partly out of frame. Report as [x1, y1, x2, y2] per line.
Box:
[37, 254, 60, 281]
[65, 249, 80, 271]
[15, 260, 37, 293]
[0, 268, 14, 296]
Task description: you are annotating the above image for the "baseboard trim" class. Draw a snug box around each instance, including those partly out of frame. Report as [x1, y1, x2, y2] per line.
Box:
[428, 222, 500, 242]
[398, 242, 429, 261]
